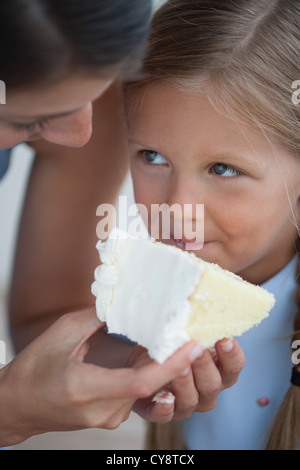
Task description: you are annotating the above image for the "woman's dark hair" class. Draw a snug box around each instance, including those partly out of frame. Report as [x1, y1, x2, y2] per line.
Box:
[0, 0, 153, 90]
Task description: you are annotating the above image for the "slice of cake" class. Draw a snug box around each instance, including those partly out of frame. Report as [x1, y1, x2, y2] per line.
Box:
[91, 228, 275, 363]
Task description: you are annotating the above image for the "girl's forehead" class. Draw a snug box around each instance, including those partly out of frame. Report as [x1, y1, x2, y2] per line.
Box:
[129, 82, 245, 137]
[129, 82, 300, 173]
[130, 84, 261, 149]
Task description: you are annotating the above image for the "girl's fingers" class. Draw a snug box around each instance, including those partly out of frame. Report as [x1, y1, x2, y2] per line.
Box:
[171, 368, 199, 420]
[215, 338, 246, 388]
[191, 338, 245, 411]
[192, 349, 223, 412]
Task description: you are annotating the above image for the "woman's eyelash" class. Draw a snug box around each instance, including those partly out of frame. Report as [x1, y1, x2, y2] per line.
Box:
[12, 118, 50, 133]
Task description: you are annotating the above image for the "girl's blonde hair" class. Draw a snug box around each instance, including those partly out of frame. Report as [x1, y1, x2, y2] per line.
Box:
[126, 0, 300, 450]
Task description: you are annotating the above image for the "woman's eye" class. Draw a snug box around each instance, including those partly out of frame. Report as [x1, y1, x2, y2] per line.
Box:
[142, 150, 168, 165]
[12, 118, 49, 134]
[210, 163, 242, 177]
[12, 122, 39, 133]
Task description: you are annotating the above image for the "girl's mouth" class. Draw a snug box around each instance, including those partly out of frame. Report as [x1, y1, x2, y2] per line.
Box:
[169, 235, 210, 252]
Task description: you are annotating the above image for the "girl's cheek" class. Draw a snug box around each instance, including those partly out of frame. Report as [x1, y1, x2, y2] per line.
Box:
[131, 172, 147, 203]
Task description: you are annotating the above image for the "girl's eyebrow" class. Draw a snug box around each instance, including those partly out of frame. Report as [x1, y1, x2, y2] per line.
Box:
[128, 138, 149, 145]
[128, 138, 158, 149]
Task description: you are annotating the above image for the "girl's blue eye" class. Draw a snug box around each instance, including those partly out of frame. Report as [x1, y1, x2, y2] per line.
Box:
[211, 163, 242, 177]
[143, 150, 167, 165]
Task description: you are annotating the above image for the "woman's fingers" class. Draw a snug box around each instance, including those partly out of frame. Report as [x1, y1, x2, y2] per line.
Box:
[40, 307, 106, 360]
[76, 341, 205, 401]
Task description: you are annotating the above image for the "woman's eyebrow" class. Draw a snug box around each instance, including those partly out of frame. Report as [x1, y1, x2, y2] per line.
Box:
[35, 110, 78, 120]
[4, 108, 81, 123]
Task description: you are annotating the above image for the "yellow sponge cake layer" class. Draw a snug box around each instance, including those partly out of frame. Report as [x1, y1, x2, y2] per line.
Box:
[186, 260, 275, 348]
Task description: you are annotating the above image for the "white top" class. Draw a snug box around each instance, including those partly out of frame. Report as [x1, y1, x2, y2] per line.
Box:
[183, 255, 298, 450]
[0, 149, 11, 181]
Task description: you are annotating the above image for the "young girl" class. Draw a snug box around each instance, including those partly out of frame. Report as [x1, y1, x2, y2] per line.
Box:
[125, 0, 300, 450]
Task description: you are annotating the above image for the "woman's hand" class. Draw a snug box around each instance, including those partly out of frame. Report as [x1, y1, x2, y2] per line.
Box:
[0, 308, 202, 447]
[133, 338, 245, 423]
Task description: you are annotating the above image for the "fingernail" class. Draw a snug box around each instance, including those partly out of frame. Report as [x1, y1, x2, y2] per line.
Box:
[152, 391, 175, 408]
[220, 338, 233, 353]
[162, 401, 175, 410]
[189, 343, 204, 362]
[180, 367, 190, 377]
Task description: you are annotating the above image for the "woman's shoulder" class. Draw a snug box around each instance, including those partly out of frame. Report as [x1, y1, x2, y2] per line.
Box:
[0, 148, 12, 181]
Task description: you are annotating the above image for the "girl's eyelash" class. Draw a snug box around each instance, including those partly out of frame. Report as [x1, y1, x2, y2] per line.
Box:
[139, 150, 158, 163]
[209, 163, 244, 177]
[12, 118, 50, 133]
[136, 151, 244, 177]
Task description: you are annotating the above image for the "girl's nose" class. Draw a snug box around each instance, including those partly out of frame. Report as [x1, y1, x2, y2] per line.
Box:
[163, 175, 205, 238]
[40, 103, 93, 147]
[166, 174, 202, 208]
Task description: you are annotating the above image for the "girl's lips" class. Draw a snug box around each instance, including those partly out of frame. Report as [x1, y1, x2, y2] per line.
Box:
[169, 235, 211, 251]
[184, 240, 205, 251]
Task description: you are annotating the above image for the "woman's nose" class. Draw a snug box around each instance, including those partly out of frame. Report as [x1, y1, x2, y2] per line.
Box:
[40, 103, 93, 147]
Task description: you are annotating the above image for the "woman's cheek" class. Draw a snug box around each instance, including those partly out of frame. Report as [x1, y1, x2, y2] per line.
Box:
[0, 127, 25, 148]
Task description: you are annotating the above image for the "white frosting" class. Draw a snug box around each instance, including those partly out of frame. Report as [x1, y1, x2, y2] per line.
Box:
[152, 391, 175, 404]
[91, 228, 204, 363]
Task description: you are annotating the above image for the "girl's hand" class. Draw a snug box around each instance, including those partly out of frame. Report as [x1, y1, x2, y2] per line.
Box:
[0, 308, 204, 446]
[133, 338, 245, 423]
[170, 338, 246, 419]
